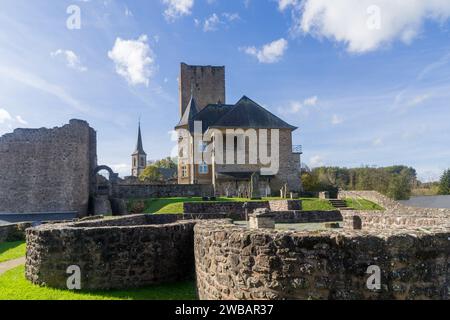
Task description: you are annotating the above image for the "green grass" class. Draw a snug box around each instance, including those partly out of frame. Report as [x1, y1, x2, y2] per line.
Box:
[128, 197, 339, 214]
[301, 198, 336, 211]
[0, 266, 197, 300]
[344, 198, 384, 211]
[0, 241, 26, 263]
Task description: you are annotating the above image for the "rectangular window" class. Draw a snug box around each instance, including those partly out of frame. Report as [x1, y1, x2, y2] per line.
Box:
[199, 163, 208, 175]
[181, 166, 188, 178]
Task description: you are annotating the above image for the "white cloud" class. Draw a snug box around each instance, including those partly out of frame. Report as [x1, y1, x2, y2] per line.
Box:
[15, 115, 28, 125]
[51, 49, 87, 72]
[310, 155, 325, 167]
[0, 108, 12, 124]
[304, 96, 318, 106]
[163, 0, 194, 21]
[223, 12, 240, 22]
[0, 108, 28, 129]
[108, 35, 155, 86]
[286, 0, 450, 53]
[242, 38, 288, 63]
[279, 96, 319, 114]
[331, 114, 343, 125]
[203, 13, 220, 32]
[278, 0, 298, 11]
[199, 12, 240, 32]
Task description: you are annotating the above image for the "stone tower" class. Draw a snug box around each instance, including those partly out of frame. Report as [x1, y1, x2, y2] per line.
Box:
[131, 122, 147, 177]
[179, 62, 226, 116]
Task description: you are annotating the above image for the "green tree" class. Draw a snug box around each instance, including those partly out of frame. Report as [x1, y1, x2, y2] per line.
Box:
[152, 157, 177, 169]
[139, 165, 162, 182]
[438, 169, 450, 195]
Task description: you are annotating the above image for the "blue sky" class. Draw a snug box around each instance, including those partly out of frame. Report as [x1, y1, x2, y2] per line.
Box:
[1, 0, 450, 181]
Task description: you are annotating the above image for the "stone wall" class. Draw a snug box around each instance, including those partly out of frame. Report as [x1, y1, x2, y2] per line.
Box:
[342, 211, 450, 230]
[271, 210, 342, 223]
[0, 223, 32, 242]
[25, 214, 229, 290]
[179, 63, 226, 115]
[194, 221, 450, 300]
[339, 191, 450, 231]
[183, 200, 302, 219]
[0, 119, 97, 215]
[338, 190, 405, 211]
[113, 184, 213, 199]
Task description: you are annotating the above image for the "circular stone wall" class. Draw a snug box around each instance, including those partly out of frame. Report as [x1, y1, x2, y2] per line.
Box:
[26, 215, 199, 290]
[194, 221, 450, 300]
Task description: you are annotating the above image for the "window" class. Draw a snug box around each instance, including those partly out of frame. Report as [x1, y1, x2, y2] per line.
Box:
[140, 157, 145, 167]
[199, 162, 208, 175]
[181, 165, 188, 178]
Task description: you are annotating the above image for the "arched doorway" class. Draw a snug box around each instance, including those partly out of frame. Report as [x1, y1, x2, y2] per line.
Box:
[92, 165, 119, 197]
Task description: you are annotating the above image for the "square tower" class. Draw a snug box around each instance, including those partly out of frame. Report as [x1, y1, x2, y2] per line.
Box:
[179, 63, 226, 116]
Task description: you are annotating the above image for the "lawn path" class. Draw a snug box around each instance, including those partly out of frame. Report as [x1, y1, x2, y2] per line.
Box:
[0, 257, 25, 276]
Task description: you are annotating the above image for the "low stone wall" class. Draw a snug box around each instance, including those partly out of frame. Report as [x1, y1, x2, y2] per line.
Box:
[0, 212, 78, 225]
[0, 223, 32, 242]
[269, 200, 302, 211]
[194, 221, 450, 300]
[184, 201, 269, 219]
[342, 211, 450, 230]
[184, 200, 302, 219]
[112, 184, 214, 199]
[272, 210, 342, 223]
[338, 190, 405, 211]
[25, 214, 228, 290]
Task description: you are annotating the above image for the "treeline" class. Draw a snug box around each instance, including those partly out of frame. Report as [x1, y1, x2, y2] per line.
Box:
[301, 165, 418, 200]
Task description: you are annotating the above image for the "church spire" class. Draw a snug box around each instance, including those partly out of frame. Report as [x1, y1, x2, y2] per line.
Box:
[132, 120, 147, 177]
[134, 120, 146, 155]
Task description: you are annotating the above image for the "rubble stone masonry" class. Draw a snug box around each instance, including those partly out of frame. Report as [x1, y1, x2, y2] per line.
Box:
[194, 221, 450, 300]
[0, 119, 97, 215]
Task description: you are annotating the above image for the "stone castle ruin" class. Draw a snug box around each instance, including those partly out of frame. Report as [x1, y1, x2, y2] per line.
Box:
[0, 119, 97, 215]
[24, 192, 450, 300]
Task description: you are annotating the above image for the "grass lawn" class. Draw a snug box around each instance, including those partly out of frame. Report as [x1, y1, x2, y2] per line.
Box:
[0, 241, 26, 263]
[344, 198, 384, 211]
[129, 197, 337, 214]
[0, 266, 197, 300]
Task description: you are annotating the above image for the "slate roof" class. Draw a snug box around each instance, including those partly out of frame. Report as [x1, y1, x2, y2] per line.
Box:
[176, 96, 199, 131]
[175, 95, 297, 132]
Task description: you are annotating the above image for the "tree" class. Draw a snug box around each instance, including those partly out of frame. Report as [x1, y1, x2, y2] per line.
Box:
[438, 169, 450, 195]
[152, 157, 177, 169]
[139, 165, 162, 183]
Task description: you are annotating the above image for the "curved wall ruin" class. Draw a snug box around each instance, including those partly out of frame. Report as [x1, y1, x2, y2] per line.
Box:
[194, 221, 450, 300]
[26, 214, 226, 290]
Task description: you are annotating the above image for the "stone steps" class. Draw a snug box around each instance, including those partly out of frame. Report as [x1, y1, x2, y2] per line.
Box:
[329, 199, 349, 209]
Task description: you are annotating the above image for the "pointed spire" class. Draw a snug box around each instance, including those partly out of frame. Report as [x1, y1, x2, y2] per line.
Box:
[133, 120, 146, 155]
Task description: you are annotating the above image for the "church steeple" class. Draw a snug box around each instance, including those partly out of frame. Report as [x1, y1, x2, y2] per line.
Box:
[131, 120, 147, 177]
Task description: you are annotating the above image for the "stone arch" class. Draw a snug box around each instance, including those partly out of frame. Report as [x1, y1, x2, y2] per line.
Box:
[92, 165, 119, 196]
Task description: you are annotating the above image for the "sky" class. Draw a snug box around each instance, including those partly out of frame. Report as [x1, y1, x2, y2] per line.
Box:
[1, 0, 450, 181]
